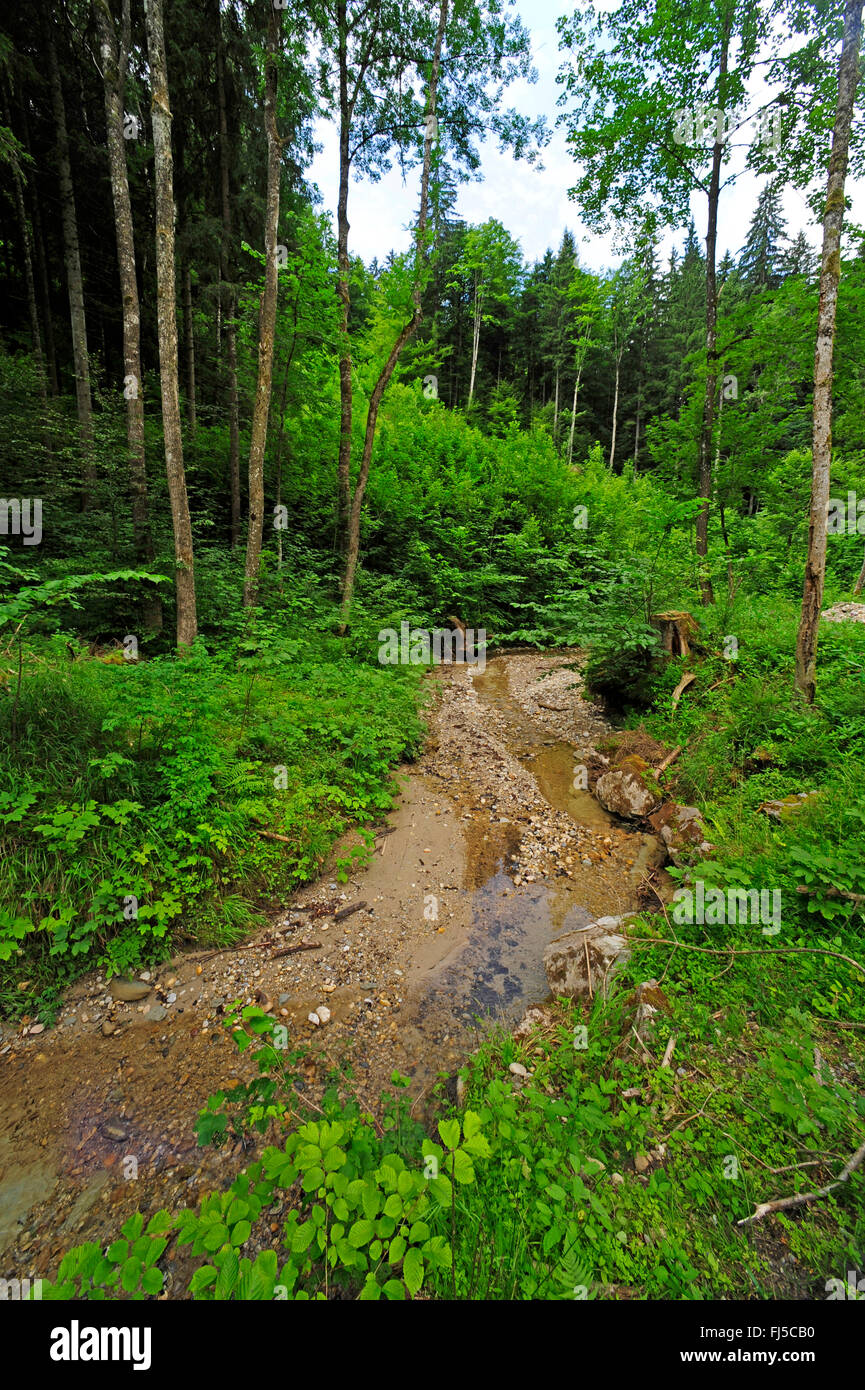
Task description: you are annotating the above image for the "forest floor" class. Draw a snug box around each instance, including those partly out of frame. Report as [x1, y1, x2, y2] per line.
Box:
[0, 650, 673, 1288]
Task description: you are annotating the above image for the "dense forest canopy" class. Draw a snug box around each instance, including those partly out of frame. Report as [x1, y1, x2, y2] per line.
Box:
[1, 0, 864, 1318]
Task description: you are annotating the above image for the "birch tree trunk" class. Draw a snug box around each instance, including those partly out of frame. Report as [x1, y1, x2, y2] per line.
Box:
[795, 0, 863, 700]
[243, 6, 282, 609]
[144, 0, 197, 647]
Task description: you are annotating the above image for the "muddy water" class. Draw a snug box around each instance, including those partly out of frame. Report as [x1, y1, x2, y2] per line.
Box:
[394, 658, 663, 1083]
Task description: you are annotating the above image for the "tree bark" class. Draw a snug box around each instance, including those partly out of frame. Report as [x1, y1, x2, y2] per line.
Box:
[144, 0, 197, 647]
[608, 353, 621, 468]
[214, 0, 241, 548]
[96, 0, 161, 633]
[339, 0, 449, 630]
[243, 6, 282, 609]
[183, 260, 196, 436]
[46, 16, 94, 506]
[795, 0, 863, 699]
[468, 271, 481, 404]
[695, 10, 733, 606]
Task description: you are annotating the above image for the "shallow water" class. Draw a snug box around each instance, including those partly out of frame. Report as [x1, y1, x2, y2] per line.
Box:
[396, 657, 666, 1079]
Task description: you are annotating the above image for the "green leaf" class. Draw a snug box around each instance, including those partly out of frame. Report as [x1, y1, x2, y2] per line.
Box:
[403, 1247, 424, 1296]
[349, 1219, 374, 1249]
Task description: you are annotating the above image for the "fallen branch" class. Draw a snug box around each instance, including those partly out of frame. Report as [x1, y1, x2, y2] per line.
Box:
[661, 1034, 677, 1068]
[334, 900, 367, 922]
[797, 884, 865, 907]
[671, 672, 696, 712]
[653, 745, 682, 781]
[623, 930, 865, 980]
[258, 829, 292, 845]
[271, 940, 321, 958]
[737, 1135, 865, 1227]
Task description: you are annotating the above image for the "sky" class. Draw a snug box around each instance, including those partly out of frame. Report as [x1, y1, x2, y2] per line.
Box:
[306, 0, 863, 275]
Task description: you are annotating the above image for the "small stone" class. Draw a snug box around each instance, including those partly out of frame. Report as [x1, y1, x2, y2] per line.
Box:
[316, 1006, 331, 1024]
[140, 971, 151, 982]
[166, 992, 177, 1004]
[509, 1062, 528, 1077]
[111, 978, 151, 1002]
[102, 1020, 115, 1037]
[611, 1172, 625, 1186]
[28, 1023, 44, 1035]
[634, 1154, 650, 1173]
[308, 1012, 321, 1026]
[145, 1004, 168, 1022]
[278, 993, 290, 1005]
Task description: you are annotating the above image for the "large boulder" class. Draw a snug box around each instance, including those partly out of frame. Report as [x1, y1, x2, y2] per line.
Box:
[544, 917, 630, 998]
[595, 755, 662, 820]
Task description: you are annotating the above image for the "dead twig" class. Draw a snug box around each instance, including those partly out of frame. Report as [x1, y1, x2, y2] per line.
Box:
[671, 671, 696, 712]
[271, 940, 321, 958]
[623, 929, 865, 980]
[737, 1136, 865, 1227]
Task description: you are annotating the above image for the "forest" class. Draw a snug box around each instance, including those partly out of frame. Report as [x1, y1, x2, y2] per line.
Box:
[0, 0, 864, 1323]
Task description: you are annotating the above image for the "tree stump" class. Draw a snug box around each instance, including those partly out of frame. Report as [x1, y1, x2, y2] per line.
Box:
[651, 611, 699, 659]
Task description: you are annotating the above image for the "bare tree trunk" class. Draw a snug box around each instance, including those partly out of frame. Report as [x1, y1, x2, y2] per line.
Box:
[567, 369, 580, 466]
[795, 0, 863, 700]
[608, 354, 621, 468]
[46, 16, 94, 507]
[214, 0, 241, 548]
[144, 0, 197, 647]
[853, 545, 865, 596]
[243, 6, 282, 609]
[96, 0, 161, 632]
[695, 13, 732, 607]
[468, 273, 481, 405]
[339, 0, 449, 630]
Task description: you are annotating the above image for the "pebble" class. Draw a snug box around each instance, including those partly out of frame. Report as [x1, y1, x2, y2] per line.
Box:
[634, 1154, 650, 1173]
[509, 1062, 528, 1077]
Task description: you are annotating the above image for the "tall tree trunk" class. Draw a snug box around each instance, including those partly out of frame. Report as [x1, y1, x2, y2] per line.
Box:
[18, 98, 59, 395]
[183, 260, 196, 435]
[144, 0, 197, 647]
[4, 95, 47, 408]
[567, 369, 581, 466]
[96, 0, 161, 634]
[335, 0, 356, 555]
[214, 0, 241, 548]
[243, 6, 282, 609]
[468, 274, 481, 404]
[795, 0, 863, 700]
[553, 365, 560, 443]
[339, 0, 449, 630]
[46, 16, 94, 507]
[696, 9, 733, 606]
[608, 354, 621, 468]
